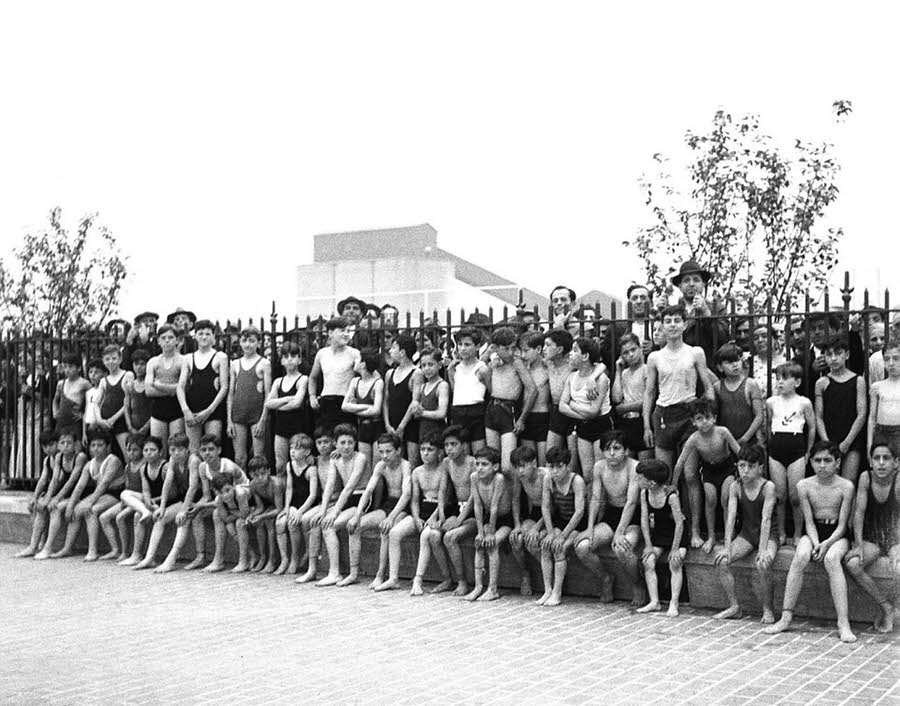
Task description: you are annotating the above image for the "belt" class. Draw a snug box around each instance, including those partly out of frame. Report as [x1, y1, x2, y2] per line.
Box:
[621, 411, 641, 419]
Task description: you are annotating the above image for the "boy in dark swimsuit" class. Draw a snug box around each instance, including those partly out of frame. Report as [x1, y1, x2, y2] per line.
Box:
[713, 342, 764, 447]
[15, 430, 59, 558]
[765, 441, 857, 642]
[349, 433, 412, 590]
[52, 353, 91, 431]
[465, 447, 513, 602]
[410, 434, 454, 596]
[296, 428, 336, 584]
[637, 458, 688, 617]
[538, 445, 587, 607]
[34, 428, 88, 560]
[843, 439, 900, 633]
[384, 333, 424, 467]
[673, 399, 742, 552]
[576, 430, 641, 604]
[267, 343, 311, 474]
[440, 425, 479, 596]
[276, 433, 319, 576]
[125, 350, 152, 436]
[178, 319, 229, 453]
[509, 445, 546, 597]
[246, 456, 285, 574]
[96, 345, 134, 457]
[209, 474, 253, 572]
[227, 327, 271, 471]
[713, 444, 778, 622]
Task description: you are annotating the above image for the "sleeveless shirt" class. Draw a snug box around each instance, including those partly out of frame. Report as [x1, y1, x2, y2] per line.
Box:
[717, 378, 754, 440]
[655, 346, 698, 407]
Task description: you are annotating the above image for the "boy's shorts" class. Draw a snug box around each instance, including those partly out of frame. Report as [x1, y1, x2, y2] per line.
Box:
[548, 407, 575, 438]
[769, 432, 805, 467]
[616, 413, 648, 453]
[651, 402, 694, 451]
[520, 412, 550, 443]
[575, 414, 613, 444]
[874, 424, 900, 455]
[451, 404, 486, 442]
[151, 396, 183, 424]
[358, 418, 385, 445]
[484, 398, 517, 435]
[700, 456, 736, 494]
[317, 395, 357, 432]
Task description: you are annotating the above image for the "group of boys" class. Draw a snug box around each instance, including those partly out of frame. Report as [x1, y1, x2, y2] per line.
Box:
[16, 282, 900, 646]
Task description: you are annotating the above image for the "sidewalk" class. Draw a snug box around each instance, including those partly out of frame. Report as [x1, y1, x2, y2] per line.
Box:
[1, 543, 897, 705]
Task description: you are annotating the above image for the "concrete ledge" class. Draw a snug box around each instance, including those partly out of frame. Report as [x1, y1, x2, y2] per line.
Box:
[3, 491, 894, 624]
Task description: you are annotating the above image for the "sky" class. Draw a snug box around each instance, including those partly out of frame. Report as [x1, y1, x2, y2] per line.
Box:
[1, 2, 897, 324]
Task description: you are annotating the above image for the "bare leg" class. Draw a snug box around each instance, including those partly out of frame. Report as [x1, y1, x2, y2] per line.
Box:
[682, 456, 704, 548]
[464, 547, 485, 601]
[273, 436, 290, 474]
[701, 483, 717, 553]
[86, 496, 118, 561]
[275, 515, 290, 574]
[18, 508, 49, 557]
[500, 432, 517, 476]
[823, 540, 856, 642]
[35, 504, 68, 559]
[765, 537, 812, 634]
[844, 543, 893, 632]
[297, 511, 322, 583]
[445, 520, 476, 596]
[233, 423, 250, 471]
[479, 526, 511, 601]
[545, 549, 568, 607]
[203, 507, 229, 572]
[377, 516, 416, 591]
[768, 459, 788, 545]
[667, 549, 686, 617]
[536, 546, 554, 605]
[231, 518, 251, 572]
[574, 526, 614, 602]
[637, 549, 663, 613]
[786, 457, 807, 545]
[98, 502, 123, 560]
[841, 450, 861, 486]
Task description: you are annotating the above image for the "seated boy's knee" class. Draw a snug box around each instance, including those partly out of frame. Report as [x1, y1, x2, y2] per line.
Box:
[823, 550, 844, 571]
[642, 553, 657, 569]
[842, 555, 864, 574]
[574, 538, 592, 559]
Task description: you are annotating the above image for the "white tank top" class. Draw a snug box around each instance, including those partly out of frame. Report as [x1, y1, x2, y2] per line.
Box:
[620, 366, 647, 406]
[770, 395, 806, 434]
[453, 360, 488, 406]
[569, 373, 612, 416]
[655, 345, 698, 407]
[874, 380, 900, 425]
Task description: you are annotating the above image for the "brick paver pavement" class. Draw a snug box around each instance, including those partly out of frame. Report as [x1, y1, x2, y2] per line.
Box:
[1, 543, 897, 705]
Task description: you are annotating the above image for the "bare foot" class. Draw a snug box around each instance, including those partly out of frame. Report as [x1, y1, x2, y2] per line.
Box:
[452, 582, 469, 597]
[690, 533, 704, 549]
[876, 608, 894, 633]
[315, 574, 341, 587]
[231, 562, 249, 573]
[535, 591, 551, 606]
[761, 609, 776, 625]
[544, 594, 562, 607]
[99, 550, 119, 561]
[430, 579, 453, 594]
[154, 562, 175, 574]
[463, 585, 484, 602]
[83, 553, 99, 562]
[33, 551, 51, 560]
[520, 576, 533, 597]
[713, 605, 743, 620]
[251, 560, 265, 573]
[636, 601, 662, 614]
[777, 533, 787, 547]
[286, 562, 299, 575]
[374, 578, 401, 592]
[763, 616, 791, 635]
[477, 588, 500, 602]
[336, 574, 359, 587]
[115, 553, 128, 562]
[118, 556, 140, 567]
[203, 561, 226, 573]
[184, 556, 206, 571]
[134, 558, 157, 570]
[598, 574, 614, 603]
[666, 603, 679, 617]
[701, 538, 715, 554]
[50, 549, 74, 559]
[838, 625, 858, 643]
[410, 578, 424, 596]
[369, 575, 385, 590]
[631, 586, 648, 607]
[262, 562, 276, 574]
[274, 562, 288, 576]
[296, 569, 317, 584]
[15, 547, 37, 558]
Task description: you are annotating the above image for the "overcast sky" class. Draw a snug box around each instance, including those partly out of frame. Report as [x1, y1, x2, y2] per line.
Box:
[1, 2, 897, 323]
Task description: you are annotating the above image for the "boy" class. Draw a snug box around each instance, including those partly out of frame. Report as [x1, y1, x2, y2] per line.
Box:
[95, 346, 134, 456]
[814, 335, 867, 484]
[209, 474, 253, 573]
[125, 349, 152, 436]
[537, 445, 586, 607]
[440, 425, 480, 596]
[447, 327, 490, 453]
[308, 316, 361, 430]
[52, 353, 91, 431]
[765, 441, 857, 642]
[268, 342, 312, 473]
[135, 434, 200, 570]
[346, 433, 412, 590]
[340, 348, 384, 470]
[843, 439, 900, 633]
[868, 341, 900, 457]
[49, 430, 125, 561]
[576, 430, 641, 604]
[384, 333, 424, 466]
[99, 433, 146, 562]
[33, 428, 87, 559]
[246, 456, 285, 573]
[178, 319, 229, 453]
[464, 447, 513, 602]
[316, 424, 371, 586]
[296, 427, 337, 583]
[560, 337, 611, 480]
[484, 327, 537, 474]
[673, 399, 742, 552]
[197, 433, 249, 572]
[227, 326, 271, 471]
[15, 430, 59, 558]
[82, 358, 107, 443]
[276, 433, 319, 576]
[643, 305, 714, 544]
[767, 362, 816, 546]
[868, 323, 886, 383]
[410, 434, 454, 596]
[509, 445, 546, 596]
[612, 333, 650, 459]
[713, 342, 764, 447]
[145, 324, 185, 449]
[519, 332, 551, 464]
[713, 444, 778, 622]
[636, 458, 688, 617]
[414, 348, 450, 444]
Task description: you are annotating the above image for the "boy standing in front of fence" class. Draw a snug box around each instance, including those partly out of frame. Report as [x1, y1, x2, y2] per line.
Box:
[228, 327, 271, 471]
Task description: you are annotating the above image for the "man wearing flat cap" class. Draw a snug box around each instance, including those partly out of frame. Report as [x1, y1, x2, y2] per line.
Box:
[672, 260, 729, 369]
[122, 311, 161, 371]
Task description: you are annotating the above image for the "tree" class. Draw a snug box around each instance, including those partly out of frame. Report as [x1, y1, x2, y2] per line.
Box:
[628, 107, 847, 312]
[0, 207, 128, 334]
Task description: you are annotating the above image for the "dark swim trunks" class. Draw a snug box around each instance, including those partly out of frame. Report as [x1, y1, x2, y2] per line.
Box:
[484, 398, 517, 435]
